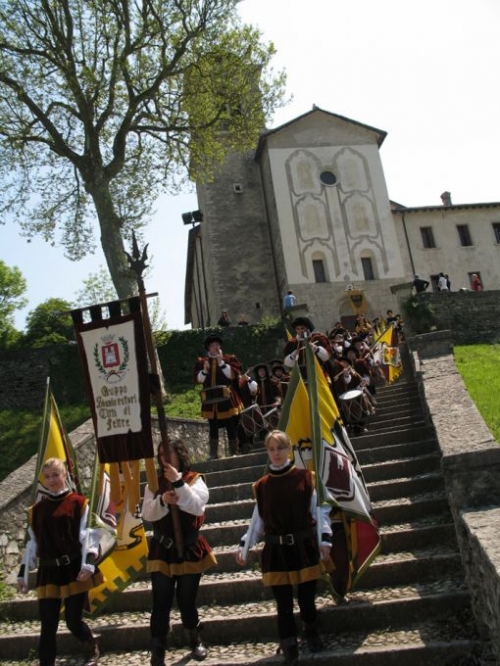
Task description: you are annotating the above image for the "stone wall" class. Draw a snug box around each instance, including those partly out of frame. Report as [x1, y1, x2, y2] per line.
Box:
[403, 289, 500, 344]
[408, 331, 500, 661]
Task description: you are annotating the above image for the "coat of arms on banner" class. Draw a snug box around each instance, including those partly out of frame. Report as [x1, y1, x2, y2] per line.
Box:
[95, 334, 130, 382]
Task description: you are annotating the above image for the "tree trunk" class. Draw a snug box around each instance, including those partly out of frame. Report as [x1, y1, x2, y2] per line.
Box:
[87, 182, 138, 300]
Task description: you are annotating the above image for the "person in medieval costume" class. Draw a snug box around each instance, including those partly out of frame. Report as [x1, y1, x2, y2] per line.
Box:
[235, 430, 332, 666]
[142, 439, 217, 666]
[283, 317, 333, 384]
[194, 334, 243, 459]
[17, 458, 103, 666]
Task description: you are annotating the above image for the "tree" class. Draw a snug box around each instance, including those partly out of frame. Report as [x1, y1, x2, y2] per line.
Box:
[74, 265, 118, 306]
[24, 297, 75, 347]
[0, 1, 285, 298]
[0, 259, 27, 347]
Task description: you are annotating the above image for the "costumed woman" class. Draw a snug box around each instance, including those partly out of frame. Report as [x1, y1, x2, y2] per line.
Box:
[142, 439, 217, 666]
[235, 430, 332, 665]
[17, 457, 103, 666]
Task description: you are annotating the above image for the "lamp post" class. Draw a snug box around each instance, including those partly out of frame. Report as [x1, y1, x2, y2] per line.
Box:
[182, 210, 208, 330]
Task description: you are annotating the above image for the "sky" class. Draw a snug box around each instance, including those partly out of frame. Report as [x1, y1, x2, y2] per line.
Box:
[1, 0, 499, 332]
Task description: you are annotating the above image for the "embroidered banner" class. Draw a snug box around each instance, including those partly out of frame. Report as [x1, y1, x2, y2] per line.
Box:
[74, 307, 153, 464]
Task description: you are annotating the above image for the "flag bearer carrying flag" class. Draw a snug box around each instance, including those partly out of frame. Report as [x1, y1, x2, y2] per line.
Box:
[16, 379, 103, 666]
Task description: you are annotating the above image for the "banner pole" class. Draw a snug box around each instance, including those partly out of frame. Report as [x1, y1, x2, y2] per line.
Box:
[126, 232, 184, 557]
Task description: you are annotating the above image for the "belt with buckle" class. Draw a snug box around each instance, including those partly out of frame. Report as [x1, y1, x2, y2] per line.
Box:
[265, 527, 315, 546]
[154, 531, 200, 550]
[39, 551, 81, 567]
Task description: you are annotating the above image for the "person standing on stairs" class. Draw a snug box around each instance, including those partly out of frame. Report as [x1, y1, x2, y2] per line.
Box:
[194, 333, 243, 459]
[235, 430, 332, 665]
[142, 439, 217, 666]
[16, 457, 103, 666]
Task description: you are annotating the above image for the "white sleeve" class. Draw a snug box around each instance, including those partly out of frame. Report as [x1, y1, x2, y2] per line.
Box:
[248, 379, 258, 396]
[315, 345, 330, 362]
[284, 352, 297, 368]
[240, 504, 264, 549]
[80, 504, 100, 571]
[175, 476, 209, 517]
[310, 490, 332, 538]
[142, 484, 170, 522]
[21, 526, 38, 574]
[196, 370, 207, 384]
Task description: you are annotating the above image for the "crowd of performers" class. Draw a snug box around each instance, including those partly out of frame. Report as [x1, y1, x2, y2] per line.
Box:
[16, 313, 393, 666]
[194, 313, 401, 455]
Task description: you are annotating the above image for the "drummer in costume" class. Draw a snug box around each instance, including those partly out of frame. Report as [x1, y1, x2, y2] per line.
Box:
[235, 430, 332, 666]
[270, 360, 291, 402]
[194, 334, 243, 459]
[283, 317, 333, 383]
[17, 458, 103, 666]
[236, 369, 259, 453]
[333, 356, 370, 435]
[142, 439, 217, 666]
[254, 362, 281, 429]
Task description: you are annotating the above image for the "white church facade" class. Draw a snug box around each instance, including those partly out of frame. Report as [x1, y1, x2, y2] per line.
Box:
[184, 108, 500, 331]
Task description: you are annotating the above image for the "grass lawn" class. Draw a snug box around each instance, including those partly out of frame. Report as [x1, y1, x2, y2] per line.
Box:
[454, 344, 500, 443]
[0, 405, 90, 484]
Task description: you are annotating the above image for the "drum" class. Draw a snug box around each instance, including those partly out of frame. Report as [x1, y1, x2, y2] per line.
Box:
[200, 385, 231, 405]
[338, 389, 365, 423]
[261, 405, 280, 429]
[240, 404, 266, 437]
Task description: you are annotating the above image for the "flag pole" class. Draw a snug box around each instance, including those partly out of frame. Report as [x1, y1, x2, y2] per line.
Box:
[125, 231, 184, 558]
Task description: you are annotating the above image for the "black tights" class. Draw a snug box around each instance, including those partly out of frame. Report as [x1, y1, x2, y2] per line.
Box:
[209, 416, 238, 441]
[150, 571, 202, 642]
[39, 593, 91, 666]
[271, 579, 318, 641]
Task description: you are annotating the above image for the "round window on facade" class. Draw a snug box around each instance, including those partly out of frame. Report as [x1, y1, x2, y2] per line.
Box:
[320, 170, 338, 186]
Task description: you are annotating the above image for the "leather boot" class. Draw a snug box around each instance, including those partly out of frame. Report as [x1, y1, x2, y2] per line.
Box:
[280, 637, 299, 665]
[302, 621, 323, 652]
[150, 637, 166, 666]
[188, 624, 208, 661]
[208, 438, 218, 460]
[82, 635, 100, 666]
[228, 438, 238, 456]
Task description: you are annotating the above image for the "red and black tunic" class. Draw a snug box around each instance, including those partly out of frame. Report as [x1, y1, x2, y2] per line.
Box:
[147, 471, 217, 577]
[30, 491, 103, 600]
[254, 465, 322, 586]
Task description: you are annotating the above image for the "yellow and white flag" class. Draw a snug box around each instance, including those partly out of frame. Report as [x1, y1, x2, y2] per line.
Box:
[278, 345, 381, 600]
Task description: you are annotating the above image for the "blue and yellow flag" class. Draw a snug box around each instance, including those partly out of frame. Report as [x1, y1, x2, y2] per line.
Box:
[279, 344, 381, 600]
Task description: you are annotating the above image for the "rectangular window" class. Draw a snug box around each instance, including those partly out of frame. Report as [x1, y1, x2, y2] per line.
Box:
[493, 222, 500, 244]
[457, 224, 473, 247]
[420, 226, 436, 248]
[312, 259, 326, 283]
[361, 257, 375, 280]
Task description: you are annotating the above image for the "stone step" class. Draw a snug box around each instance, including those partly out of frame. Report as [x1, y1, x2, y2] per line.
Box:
[192, 517, 456, 550]
[202, 491, 449, 526]
[0, 584, 474, 659]
[2, 550, 463, 622]
[202, 451, 440, 490]
[2, 625, 485, 666]
[349, 425, 436, 449]
[207, 451, 442, 504]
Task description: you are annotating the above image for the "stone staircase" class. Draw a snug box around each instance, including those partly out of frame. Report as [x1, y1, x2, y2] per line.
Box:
[0, 372, 493, 665]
